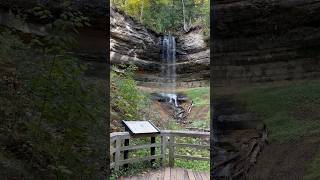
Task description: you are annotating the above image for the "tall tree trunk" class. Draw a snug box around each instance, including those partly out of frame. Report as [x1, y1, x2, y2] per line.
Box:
[181, 0, 188, 32]
[140, 1, 144, 23]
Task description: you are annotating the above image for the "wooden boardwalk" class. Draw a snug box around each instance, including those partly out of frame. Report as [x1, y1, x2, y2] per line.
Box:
[120, 167, 210, 180]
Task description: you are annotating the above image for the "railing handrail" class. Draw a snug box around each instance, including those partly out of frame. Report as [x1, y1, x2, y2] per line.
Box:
[110, 130, 210, 138]
[110, 130, 210, 171]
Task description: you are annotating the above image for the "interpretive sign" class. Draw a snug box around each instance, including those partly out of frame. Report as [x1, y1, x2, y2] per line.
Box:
[122, 120, 160, 135]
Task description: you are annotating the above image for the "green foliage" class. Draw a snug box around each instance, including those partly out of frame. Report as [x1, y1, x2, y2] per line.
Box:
[189, 120, 209, 129]
[111, 65, 148, 120]
[112, 0, 209, 34]
[0, 3, 105, 179]
[28, 3, 90, 53]
[110, 159, 162, 179]
[236, 80, 320, 142]
[174, 136, 210, 171]
[175, 159, 209, 171]
[305, 152, 320, 180]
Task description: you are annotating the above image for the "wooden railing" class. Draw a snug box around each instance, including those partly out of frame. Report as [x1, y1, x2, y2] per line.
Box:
[110, 130, 210, 171]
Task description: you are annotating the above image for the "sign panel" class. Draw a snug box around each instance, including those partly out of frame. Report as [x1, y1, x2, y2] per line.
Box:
[122, 121, 160, 135]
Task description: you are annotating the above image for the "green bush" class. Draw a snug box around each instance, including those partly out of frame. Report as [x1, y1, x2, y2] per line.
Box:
[0, 3, 106, 179]
[111, 65, 148, 120]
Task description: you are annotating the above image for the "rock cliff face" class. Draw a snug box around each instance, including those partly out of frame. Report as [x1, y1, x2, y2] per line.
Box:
[0, 1, 107, 79]
[213, 0, 320, 86]
[110, 8, 210, 87]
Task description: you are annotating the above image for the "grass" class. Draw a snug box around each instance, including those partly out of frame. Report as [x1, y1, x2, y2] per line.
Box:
[305, 152, 320, 180]
[184, 86, 210, 130]
[110, 160, 162, 180]
[185, 87, 210, 107]
[228, 80, 320, 179]
[175, 160, 209, 171]
[189, 120, 210, 129]
[236, 80, 320, 143]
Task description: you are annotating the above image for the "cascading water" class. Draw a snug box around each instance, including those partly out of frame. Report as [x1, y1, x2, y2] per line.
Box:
[161, 34, 176, 86]
[161, 34, 178, 107]
[150, 34, 191, 122]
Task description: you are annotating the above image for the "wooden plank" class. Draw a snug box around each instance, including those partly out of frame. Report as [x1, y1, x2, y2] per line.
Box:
[174, 155, 210, 161]
[199, 171, 210, 180]
[176, 168, 185, 180]
[161, 135, 166, 166]
[110, 147, 116, 154]
[187, 169, 196, 180]
[163, 167, 171, 180]
[161, 130, 210, 138]
[193, 171, 203, 180]
[170, 168, 177, 180]
[174, 143, 210, 149]
[111, 130, 211, 171]
[120, 143, 160, 151]
[183, 169, 190, 180]
[123, 176, 134, 180]
[111, 132, 131, 141]
[118, 155, 161, 165]
[142, 173, 150, 180]
[148, 170, 161, 180]
[159, 167, 165, 180]
[122, 168, 209, 180]
[150, 136, 156, 165]
[114, 138, 121, 171]
[123, 176, 133, 180]
[111, 130, 209, 141]
[169, 135, 175, 167]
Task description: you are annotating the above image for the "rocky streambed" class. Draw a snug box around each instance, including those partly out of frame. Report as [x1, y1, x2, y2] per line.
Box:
[150, 92, 193, 123]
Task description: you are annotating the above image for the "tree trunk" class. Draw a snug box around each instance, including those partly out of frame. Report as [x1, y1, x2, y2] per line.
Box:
[181, 0, 188, 32]
[140, 1, 144, 23]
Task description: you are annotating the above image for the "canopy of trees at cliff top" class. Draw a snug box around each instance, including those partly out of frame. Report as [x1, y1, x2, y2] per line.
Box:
[111, 0, 209, 35]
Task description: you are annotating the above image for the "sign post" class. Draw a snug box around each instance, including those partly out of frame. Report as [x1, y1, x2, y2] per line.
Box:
[122, 120, 160, 167]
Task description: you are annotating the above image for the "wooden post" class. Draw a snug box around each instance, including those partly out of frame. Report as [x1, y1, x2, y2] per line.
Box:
[112, 140, 116, 165]
[150, 136, 156, 166]
[169, 135, 175, 167]
[115, 137, 121, 171]
[123, 138, 129, 168]
[161, 135, 166, 166]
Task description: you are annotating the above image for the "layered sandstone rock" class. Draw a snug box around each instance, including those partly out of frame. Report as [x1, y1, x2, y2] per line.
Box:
[110, 7, 210, 87]
[213, 0, 320, 86]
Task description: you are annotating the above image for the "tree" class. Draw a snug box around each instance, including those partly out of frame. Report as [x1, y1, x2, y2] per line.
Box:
[112, 0, 209, 35]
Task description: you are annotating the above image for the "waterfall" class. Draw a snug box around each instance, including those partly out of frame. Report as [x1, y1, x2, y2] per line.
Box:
[161, 34, 176, 87]
[160, 34, 178, 106]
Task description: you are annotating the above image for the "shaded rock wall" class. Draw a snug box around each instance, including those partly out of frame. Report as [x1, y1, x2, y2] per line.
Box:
[213, 0, 320, 86]
[110, 7, 210, 87]
[0, 1, 107, 79]
[0, 0, 106, 16]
